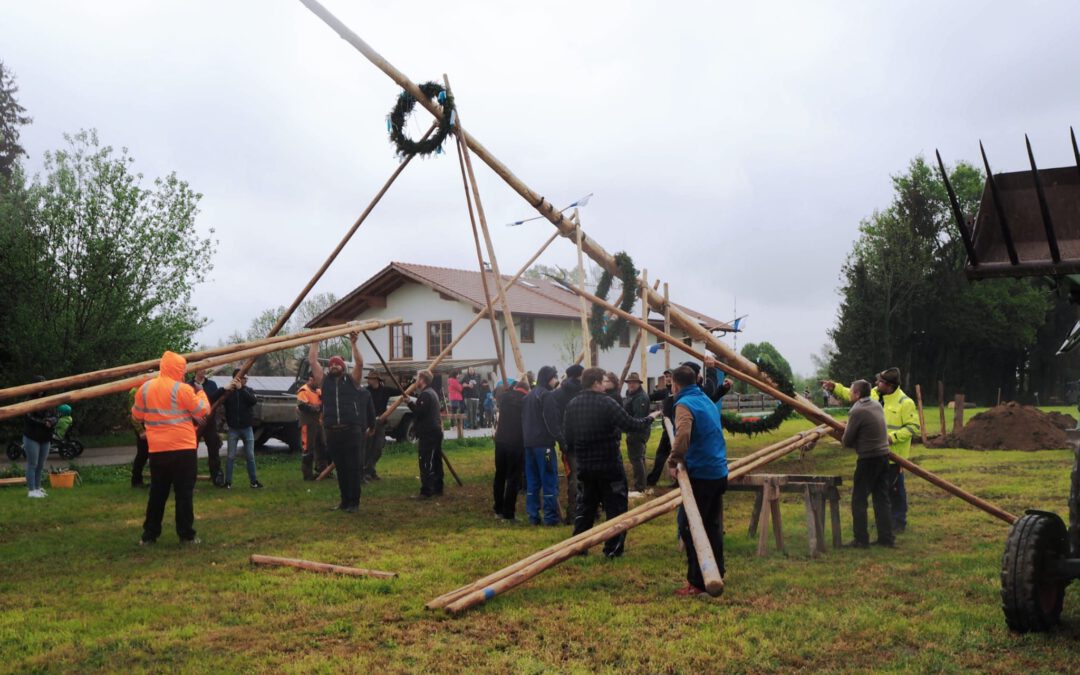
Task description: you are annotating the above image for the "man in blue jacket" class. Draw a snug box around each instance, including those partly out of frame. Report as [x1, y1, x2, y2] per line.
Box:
[668, 364, 729, 596]
[522, 365, 563, 525]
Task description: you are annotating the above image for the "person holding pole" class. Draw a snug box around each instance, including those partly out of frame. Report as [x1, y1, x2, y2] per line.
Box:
[192, 369, 225, 487]
[564, 367, 662, 557]
[297, 373, 327, 481]
[133, 351, 208, 545]
[408, 369, 444, 499]
[840, 379, 894, 548]
[622, 372, 651, 497]
[308, 334, 374, 513]
[822, 367, 919, 533]
[522, 366, 564, 526]
[363, 370, 400, 482]
[667, 365, 728, 596]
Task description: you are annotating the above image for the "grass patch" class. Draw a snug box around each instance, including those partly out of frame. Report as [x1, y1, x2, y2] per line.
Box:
[2, 417, 1078, 671]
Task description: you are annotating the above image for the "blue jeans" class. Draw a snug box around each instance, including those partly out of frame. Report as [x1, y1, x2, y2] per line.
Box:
[525, 446, 560, 525]
[227, 427, 257, 484]
[24, 436, 50, 491]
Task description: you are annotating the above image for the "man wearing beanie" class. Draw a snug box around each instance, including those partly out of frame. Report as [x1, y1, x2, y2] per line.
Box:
[822, 366, 919, 533]
[522, 365, 563, 525]
[553, 363, 584, 518]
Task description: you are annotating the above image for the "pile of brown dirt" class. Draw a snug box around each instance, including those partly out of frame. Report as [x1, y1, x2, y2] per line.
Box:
[936, 402, 1076, 451]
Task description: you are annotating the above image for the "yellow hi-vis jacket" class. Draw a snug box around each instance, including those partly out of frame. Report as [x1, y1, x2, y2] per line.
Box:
[833, 383, 919, 460]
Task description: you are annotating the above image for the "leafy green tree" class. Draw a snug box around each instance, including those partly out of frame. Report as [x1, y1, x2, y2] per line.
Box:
[1, 130, 217, 432]
[826, 156, 1054, 404]
[736, 342, 793, 394]
[0, 60, 32, 180]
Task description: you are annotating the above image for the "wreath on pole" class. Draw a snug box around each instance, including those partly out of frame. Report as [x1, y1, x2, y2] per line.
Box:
[589, 252, 638, 350]
[720, 359, 795, 436]
[387, 81, 456, 158]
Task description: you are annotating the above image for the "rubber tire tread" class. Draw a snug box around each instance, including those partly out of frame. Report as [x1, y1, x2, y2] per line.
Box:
[1000, 512, 1067, 632]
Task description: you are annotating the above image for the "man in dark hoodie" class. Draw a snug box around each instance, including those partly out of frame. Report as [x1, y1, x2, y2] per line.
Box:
[552, 363, 584, 520]
[493, 378, 530, 520]
[408, 369, 444, 499]
[522, 365, 563, 525]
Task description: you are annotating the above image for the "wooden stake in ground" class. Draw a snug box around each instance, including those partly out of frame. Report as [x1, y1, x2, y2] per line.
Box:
[914, 384, 929, 445]
[938, 380, 947, 436]
[250, 554, 396, 579]
[664, 419, 724, 596]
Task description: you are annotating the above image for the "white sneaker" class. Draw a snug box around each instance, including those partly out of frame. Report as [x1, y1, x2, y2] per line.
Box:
[628, 491, 644, 499]
[38, 488, 47, 496]
[28, 489, 45, 498]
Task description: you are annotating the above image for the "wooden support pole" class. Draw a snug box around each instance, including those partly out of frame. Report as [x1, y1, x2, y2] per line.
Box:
[663, 282, 671, 372]
[250, 554, 397, 579]
[640, 269, 649, 387]
[450, 85, 526, 378]
[379, 231, 560, 424]
[619, 279, 659, 386]
[0, 319, 401, 422]
[450, 98, 508, 386]
[575, 211, 592, 367]
[664, 419, 724, 596]
[914, 384, 928, 445]
[938, 380, 946, 436]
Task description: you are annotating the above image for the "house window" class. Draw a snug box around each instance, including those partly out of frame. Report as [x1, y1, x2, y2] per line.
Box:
[619, 323, 630, 348]
[428, 321, 452, 359]
[390, 323, 413, 360]
[519, 317, 535, 343]
[683, 336, 693, 348]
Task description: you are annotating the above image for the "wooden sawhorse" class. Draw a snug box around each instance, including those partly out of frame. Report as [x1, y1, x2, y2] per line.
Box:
[729, 474, 844, 557]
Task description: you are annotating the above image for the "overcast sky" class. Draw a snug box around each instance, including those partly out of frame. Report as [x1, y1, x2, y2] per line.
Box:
[5, 0, 1079, 375]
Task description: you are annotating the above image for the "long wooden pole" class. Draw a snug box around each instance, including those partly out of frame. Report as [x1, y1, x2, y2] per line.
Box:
[450, 95, 508, 386]
[575, 211, 592, 367]
[297, 0, 784, 392]
[0, 322, 367, 402]
[441, 429, 826, 613]
[566, 284, 1019, 524]
[915, 384, 929, 445]
[450, 85, 526, 378]
[427, 425, 826, 610]
[663, 282, 671, 372]
[618, 279, 659, 385]
[250, 554, 396, 579]
[379, 231, 560, 424]
[640, 269, 649, 387]
[663, 419, 724, 596]
[0, 319, 401, 421]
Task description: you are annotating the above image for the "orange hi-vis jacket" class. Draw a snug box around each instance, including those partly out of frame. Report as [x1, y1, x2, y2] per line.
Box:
[297, 383, 322, 413]
[131, 351, 208, 452]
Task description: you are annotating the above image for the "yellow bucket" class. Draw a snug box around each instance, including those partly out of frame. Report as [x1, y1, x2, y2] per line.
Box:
[48, 471, 79, 489]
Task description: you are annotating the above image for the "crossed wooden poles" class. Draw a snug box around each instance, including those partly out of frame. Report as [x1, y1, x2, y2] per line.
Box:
[296, 0, 1023, 613]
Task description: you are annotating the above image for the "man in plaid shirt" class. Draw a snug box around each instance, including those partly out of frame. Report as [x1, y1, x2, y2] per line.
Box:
[564, 367, 661, 557]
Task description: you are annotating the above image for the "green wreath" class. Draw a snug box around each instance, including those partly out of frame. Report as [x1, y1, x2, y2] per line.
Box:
[387, 81, 456, 158]
[589, 252, 637, 350]
[720, 359, 795, 436]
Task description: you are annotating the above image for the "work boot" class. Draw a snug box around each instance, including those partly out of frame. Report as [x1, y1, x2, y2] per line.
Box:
[250, 480, 264, 489]
[674, 584, 705, 597]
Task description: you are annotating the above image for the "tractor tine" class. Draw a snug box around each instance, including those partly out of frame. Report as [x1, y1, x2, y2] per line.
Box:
[1026, 134, 1061, 263]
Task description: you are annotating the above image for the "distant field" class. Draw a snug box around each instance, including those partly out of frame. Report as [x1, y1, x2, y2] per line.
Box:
[2, 417, 1077, 672]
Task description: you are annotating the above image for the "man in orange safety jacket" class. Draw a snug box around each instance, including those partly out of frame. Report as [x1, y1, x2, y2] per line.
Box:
[132, 350, 208, 545]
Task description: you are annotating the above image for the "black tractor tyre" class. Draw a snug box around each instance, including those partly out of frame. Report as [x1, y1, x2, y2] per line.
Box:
[6, 441, 23, 461]
[1069, 443, 1080, 558]
[253, 428, 272, 449]
[1001, 510, 1069, 632]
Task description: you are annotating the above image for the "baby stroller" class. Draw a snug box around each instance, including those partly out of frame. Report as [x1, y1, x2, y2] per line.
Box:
[5, 404, 84, 460]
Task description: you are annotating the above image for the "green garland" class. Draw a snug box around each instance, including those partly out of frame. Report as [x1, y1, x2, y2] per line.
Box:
[721, 359, 795, 436]
[387, 81, 456, 158]
[589, 252, 637, 350]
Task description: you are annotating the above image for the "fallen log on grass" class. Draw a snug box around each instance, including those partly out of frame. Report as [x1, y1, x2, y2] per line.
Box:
[0, 476, 28, 487]
[250, 554, 396, 579]
[432, 427, 829, 613]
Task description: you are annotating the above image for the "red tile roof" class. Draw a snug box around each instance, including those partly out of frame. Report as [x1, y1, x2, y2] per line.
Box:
[307, 262, 733, 332]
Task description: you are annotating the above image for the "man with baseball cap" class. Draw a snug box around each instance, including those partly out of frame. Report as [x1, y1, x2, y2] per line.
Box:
[822, 366, 919, 533]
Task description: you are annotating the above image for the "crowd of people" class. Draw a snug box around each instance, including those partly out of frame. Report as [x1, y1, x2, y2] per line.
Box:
[17, 337, 914, 595]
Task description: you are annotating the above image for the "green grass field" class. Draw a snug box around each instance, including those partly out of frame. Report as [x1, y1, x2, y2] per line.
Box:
[2, 411, 1078, 672]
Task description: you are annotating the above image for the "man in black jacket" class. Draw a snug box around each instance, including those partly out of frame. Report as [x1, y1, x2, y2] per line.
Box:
[363, 371, 401, 482]
[308, 334, 376, 512]
[493, 379, 529, 520]
[622, 372, 651, 496]
[564, 367, 661, 556]
[408, 369, 444, 498]
[522, 365, 563, 525]
[215, 369, 263, 489]
[552, 363, 584, 520]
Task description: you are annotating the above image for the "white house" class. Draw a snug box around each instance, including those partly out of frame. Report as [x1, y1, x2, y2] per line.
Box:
[307, 262, 735, 390]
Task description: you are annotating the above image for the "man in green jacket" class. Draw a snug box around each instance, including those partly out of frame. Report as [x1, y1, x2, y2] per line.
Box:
[822, 367, 919, 533]
[622, 373, 651, 497]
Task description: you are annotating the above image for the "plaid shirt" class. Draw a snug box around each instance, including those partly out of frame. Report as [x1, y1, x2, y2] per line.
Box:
[563, 390, 654, 470]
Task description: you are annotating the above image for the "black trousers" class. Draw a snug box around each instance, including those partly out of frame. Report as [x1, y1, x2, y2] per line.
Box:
[646, 430, 671, 486]
[132, 433, 150, 485]
[573, 464, 629, 557]
[300, 413, 328, 480]
[142, 449, 197, 542]
[202, 428, 223, 481]
[418, 431, 445, 496]
[680, 476, 727, 589]
[363, 419, 387, 478]
[852, 456, 894, 545]
[327, 426, 362, 508]
[493, 441, 524, 518]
